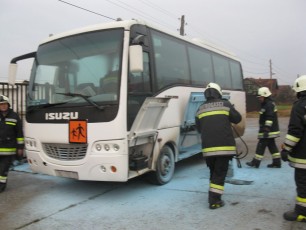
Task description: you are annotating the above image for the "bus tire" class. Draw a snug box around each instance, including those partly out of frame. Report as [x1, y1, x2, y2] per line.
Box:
[147, 145, 175, 185]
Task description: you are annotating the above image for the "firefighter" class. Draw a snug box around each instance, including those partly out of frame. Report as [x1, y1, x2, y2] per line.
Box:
[246, 87, 281, 168]
[195, 83, 242, 209]
[281, 75, 306, 222]
[0, 95, 24, 192]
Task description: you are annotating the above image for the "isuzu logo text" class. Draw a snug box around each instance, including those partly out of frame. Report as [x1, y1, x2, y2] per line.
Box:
[45, 112, 79, 120]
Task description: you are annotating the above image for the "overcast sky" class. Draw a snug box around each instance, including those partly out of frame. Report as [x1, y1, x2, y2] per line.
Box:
[1, 0, 305, 85]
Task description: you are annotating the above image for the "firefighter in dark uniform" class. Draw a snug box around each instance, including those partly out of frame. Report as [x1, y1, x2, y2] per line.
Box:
[0, 95, 24, 192]
[195, 83, 242, 209]
[246, 87, 281, 168]
[281, 75, 306, 222]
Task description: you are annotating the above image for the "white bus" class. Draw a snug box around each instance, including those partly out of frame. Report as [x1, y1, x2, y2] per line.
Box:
[9, 19, 246, 184]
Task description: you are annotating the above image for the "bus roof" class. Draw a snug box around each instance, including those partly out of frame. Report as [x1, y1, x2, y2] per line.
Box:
[41, 19, 239, 62]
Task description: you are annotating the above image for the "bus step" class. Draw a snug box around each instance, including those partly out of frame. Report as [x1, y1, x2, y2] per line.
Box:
[129, 155, 148, 171]
[178, 144, 201, 160]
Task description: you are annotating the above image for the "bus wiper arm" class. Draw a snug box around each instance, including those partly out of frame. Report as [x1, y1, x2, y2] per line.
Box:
[27, 102, 68, 112]
[56, 92, 105, 110]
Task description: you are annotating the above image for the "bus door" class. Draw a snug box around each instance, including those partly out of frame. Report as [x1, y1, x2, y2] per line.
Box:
[179, 92, 205, 160]
[178, 92, 231, 160]
[127, 97, 170, 171]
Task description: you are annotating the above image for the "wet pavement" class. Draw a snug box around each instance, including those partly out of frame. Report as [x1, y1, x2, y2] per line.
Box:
[1, 117, 306, 230]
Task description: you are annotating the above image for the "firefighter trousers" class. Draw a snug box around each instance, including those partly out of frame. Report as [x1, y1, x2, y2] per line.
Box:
[255, 138, 279, 160]
[295, 168, 306, 216]
[0, 155, 14, 192]
[206, 156, 232, 204]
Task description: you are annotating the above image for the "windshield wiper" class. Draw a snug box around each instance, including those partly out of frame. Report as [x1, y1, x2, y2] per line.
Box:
[56, 92, 105, 110]
[27, 102, 68, 112]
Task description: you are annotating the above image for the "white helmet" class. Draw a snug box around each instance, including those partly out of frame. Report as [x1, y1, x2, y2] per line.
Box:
[205, 82, 222, 95]
[0, 95, 10, 105]
[292, 75, 306, 93]
[257, 87, 271, 97]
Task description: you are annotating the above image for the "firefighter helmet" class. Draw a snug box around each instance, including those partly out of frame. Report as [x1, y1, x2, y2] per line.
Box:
[205, 83, 222, 96]
[257, 87, 271, 97]
[292, 75, 306, 93]
[0, 95, 10, 106]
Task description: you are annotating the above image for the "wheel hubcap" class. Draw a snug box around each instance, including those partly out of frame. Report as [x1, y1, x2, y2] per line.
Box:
[161, 155, 170, 176]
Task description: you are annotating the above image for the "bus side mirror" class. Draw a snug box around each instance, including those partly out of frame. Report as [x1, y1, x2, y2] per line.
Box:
[8, 63, 17, 86]
[129, 45, 143, 73]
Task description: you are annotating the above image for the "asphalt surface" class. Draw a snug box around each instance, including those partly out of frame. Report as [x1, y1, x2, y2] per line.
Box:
[1, 117, 306, 230]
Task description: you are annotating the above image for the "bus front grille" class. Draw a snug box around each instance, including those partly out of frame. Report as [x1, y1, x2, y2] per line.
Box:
[43, 143, 87, 160]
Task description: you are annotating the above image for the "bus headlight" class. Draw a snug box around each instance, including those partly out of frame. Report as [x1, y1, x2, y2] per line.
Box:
[95, 144, 102, 151]
[100, 165, 107, 172]
[92, 141, 123, 154]
[104, 144, 110, 151]
[113, 144, 120, 151]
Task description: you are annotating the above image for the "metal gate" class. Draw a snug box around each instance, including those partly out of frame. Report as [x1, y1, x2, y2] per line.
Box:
[0, 81, 28, 119]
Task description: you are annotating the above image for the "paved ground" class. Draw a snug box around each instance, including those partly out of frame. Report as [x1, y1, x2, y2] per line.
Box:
[1, 117, 306, 230]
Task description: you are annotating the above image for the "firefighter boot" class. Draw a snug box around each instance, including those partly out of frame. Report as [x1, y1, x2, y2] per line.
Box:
[0, 183, 6, 193]
[283, 210, 306, 222]
[246, 159, 260, 168]
[208, 192, 224, 210]
[267, 158, 281, 168]
[209, 200, 225, 210]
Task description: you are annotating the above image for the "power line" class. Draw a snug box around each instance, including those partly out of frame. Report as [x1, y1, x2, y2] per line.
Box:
[104, 0, 175, 29]
[59, 0, 177, 32]
[58, 0, 117, 21]
[58, 0, 295, 85]
[105, 0, 160, 22]
[138, 0, 178, 19]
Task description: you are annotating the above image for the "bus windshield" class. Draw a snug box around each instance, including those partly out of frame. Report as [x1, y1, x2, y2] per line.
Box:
[28, 29, 124, 108]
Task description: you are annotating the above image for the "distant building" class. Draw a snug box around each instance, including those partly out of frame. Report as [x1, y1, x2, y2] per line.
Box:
[275, 85, 295, 103]
[244, 77, 294, 112]
[244, 78, 279, 96]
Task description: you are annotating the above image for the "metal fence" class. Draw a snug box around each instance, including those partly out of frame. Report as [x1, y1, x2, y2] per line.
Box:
[0, 81, 28, 119]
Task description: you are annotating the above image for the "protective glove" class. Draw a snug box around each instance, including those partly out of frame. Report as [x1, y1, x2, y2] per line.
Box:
[262, 127, 270, 138]
[16, 149, 24, 161]
[281, 149, 289, 162]
[263, 132, 269, 138]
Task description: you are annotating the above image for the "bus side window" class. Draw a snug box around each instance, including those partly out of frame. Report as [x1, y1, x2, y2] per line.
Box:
[212, 54, 232, 89]
[128, 52, 151, 93]
[127, 52, 151, 130]
[230, 61, 243, 90]
[188, 46, 214, 85]
[152, 30, 190, 89]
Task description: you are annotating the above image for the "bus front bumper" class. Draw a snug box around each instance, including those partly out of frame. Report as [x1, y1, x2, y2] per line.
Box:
[26, 150, 129, 182]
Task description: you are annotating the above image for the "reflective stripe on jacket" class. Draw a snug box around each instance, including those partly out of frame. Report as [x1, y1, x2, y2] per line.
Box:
[0, 175, 7, 183]
[0, 109, 24, 156]
[283, 95, 306, 169]
[195, 98, 242, 157]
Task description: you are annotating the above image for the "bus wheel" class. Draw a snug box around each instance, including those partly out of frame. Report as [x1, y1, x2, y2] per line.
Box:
[148, 145, 175, 185]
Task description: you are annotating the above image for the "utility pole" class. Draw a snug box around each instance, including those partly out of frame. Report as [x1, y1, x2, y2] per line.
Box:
[179, 15, 186, 36]
[269, 59, 275, 90]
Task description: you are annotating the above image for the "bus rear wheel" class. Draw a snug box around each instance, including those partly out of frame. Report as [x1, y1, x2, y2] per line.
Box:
[147, 145, 175, 185]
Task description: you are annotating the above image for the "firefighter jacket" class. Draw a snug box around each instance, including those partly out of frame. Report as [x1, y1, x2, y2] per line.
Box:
[0, 109, 24, 156]
[258, 97, 280, 139]
[195, 98, 242, 157]
[283, 94, 306, 169]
